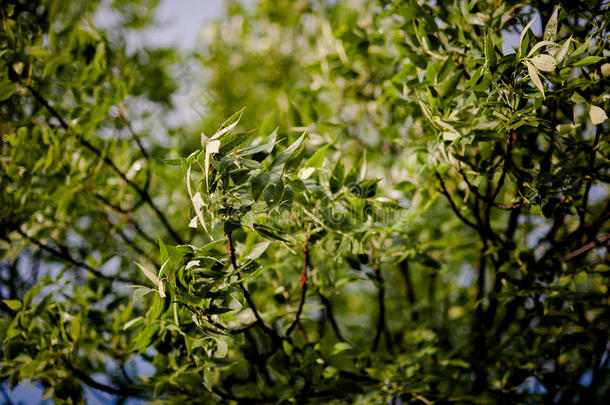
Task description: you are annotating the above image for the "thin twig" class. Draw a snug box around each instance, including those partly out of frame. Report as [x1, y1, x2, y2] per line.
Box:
[318, 291, 346, 342]
[562, 234, 609, 262]
[286, 243, 309, 337]
[16, 228, 138, 284]
[581, 126, 601, 228]
[26, 85, 184, 245]
[435, 172, 478, 230]
[399, 260, 418, 322]
[62, 356, 144, 398]
[371, 258, 391, 352]
[119, 106, 152, 191]
[226, 232, 278, 341]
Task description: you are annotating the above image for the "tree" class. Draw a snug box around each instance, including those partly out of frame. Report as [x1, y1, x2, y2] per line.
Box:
[1, 0, 609, 403]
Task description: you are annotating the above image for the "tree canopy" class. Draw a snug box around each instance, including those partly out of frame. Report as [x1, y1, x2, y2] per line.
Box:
[1, 0, 609, 403]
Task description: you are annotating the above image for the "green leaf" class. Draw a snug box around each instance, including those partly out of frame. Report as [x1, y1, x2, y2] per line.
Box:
[219, 131, 251, 156]
[331, 342, 352, 355]
[519, 17, 537, 58]
[136, 262, 160, 287]
[304, 144, 331, 168]
[247, 241, 271, 260]
[0, 82, 17, 102]
[264, 179, 284, 208]
[525, 61, 545, 97]
[543, 7, 559, 41]
[2, 300, 21, 311]
[211, 108, 244, 140]
[485, 30, 496, 70]
[238, 128, 278, 161]
[147, 294, 164, 320]
[440, 70, 462, 98]
[252, 172, 270, 201]
[572, 56, 604, 67]
[253, 223, 289, 242]
[272, 132, 306, 168]
[330, 160, 345, 194]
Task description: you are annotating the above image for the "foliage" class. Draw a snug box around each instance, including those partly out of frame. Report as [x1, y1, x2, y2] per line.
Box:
[1, 0, 609, 403]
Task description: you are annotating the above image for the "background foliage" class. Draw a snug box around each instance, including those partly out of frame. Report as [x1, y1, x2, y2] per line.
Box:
[1, 0, 609, 403]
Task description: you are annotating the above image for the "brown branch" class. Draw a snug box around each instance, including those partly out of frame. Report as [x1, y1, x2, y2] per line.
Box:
[285, 243, 309, 337]
[538, 199, 610, 263]
[318, 291, 346, 342]
[16, 228, 138, 284]
[399, 260, 418, 322]
[458, 166, 521, 211]
[26, 85, 184, 245]
[435, 172, 478, 230]
[119, 106, 152, 191]
[226, 232, 278, 341]
[562, 234, 610, 262]
[62, 356, 144, 398]
[371, 258, 392, 352]
[580, 126, 601, 228]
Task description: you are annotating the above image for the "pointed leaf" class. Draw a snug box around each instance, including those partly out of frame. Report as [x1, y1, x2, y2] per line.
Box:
[246, 241, 271, 260]
[543, 7, 559, 41]
[525, 61, 544, 97]
[135, 262, 159, 287]
[519, 17, 537, 56]
[2, 300, 21, 311]
[589, 105, 607, 125]
[531, 54, 556, 72]
[272, 132, 306, 168]
[330, 160, 345, 194]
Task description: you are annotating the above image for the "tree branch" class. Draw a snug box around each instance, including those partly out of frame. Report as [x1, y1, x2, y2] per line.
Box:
[62, 357, 144, 398]
[226, 232, 278, 341]
[435, 172, 478, 230]
[26, 85, 184, 245]
[580, 125, 601, 228]
[371, 258, 392, 352]
[15, 228, 138, 284]
[399, 259, 418, 322]
[285, 243, 309, 337]
[318, 291, 346, 342]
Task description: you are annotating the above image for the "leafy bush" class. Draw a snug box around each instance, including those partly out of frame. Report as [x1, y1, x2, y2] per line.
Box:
[1, 0, 609, 403]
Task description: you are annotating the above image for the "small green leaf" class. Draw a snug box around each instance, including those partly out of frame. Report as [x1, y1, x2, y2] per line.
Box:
[0, 82, 17, 101]
[572, 56, 604, 67]
[555, 36, 571, 63]
[272, 132, 306, 168]
[252, 172, 270, 201]
[519, 17, 537, 58]
[253, 223, 289, 242]
[525, 61, 544, 97]
[441, 70, 462, 98]
[247, 241, 271, 260]
[571, 92, 586, 104]
[136, 262, 159, 287]
[2, 300, 21, 311]
[147, 294, 164, 320]
[264, 179, 284, 208]
[330, 160, 345, 194]
[304, 144, 330, 168]
[485, 30, 496, 69]
[331, 342, 352, 355]
[543, 6, 559, 41]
